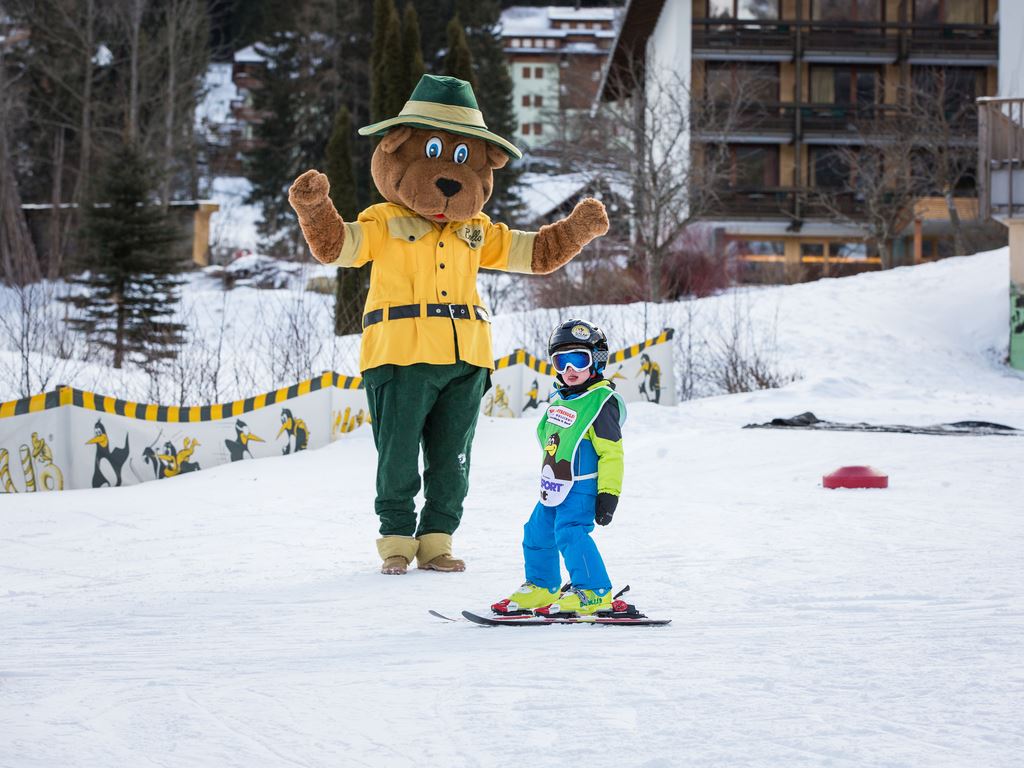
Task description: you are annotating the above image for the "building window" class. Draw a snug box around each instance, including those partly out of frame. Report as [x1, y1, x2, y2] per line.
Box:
[547, 39, 557, 48]
[811, 0, 882, 21]
[811, 146, 853, 188]
[533, 122, 543, 135]
[523, 67, 531, 79]
[522, 95, 530, 107]
[912, 66, 984, 116]
[800, 243, 825, 261]
[522, 123, 531, 135]
[810, 65, 880, 105]
[829, 242, 874, 260]
[534, 67, 544, 78]
[705, 62, 779, 103]
[534, 95, 543, 107]
[728, 145, 779, 188]
[510, 38, 520, 47]
[914, 0, 986, 24]
[728, 240, 785, 260]
[707, 0, 779, 19]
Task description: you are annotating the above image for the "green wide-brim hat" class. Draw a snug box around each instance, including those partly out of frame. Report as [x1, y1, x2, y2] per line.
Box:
[358, 74, 522, 160]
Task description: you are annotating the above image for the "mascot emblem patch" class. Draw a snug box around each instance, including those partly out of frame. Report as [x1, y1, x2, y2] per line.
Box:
[571, 324, 591, 340]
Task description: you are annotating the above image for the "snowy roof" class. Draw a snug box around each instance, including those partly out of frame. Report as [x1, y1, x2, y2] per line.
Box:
[515, 172, 594, 223]
[547, 8, 617, 21]
[234, 44, 266, 64]
[500, 6, 619, 38]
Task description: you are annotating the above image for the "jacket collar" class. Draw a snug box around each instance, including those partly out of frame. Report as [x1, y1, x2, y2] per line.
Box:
[555, 375, 612, 399]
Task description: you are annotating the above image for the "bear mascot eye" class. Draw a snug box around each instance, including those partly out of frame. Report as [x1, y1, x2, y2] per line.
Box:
[425, 137, 443, 159]
[453, 143, 469, 164]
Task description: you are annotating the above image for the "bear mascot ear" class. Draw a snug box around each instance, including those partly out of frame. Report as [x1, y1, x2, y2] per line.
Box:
[379, 126, 413, 154]
[486, 143, 509, 170]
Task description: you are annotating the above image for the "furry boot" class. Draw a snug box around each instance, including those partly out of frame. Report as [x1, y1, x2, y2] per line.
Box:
[377, 535, 419, 576]
[416, 533, 466, 572]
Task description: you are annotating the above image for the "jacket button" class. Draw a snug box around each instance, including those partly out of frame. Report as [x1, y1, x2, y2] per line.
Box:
[441, 290, 448, 297]
[438, 242, 445, 248]
[439, 263, 445, 269]
[408, 235, 415, 241]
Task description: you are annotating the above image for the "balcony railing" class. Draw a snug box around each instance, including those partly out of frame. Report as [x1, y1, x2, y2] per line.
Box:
[692, 19, 794, 59]
[802, 22, 898, 62]
[696, 101, 977, 142]
[707, 187, 862, 220]
[978, 97, 1024, 220]
[691, 18, 997, 62]
[906, 23, 999, 60]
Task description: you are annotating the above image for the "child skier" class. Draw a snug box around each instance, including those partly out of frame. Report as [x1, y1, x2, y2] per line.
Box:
[491, 319, 626, 616]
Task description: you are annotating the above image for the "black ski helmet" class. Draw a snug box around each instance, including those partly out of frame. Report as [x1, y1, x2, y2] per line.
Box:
[547, 319, 609, 373]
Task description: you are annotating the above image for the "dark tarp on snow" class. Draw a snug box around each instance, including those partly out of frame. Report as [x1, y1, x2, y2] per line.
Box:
[743, 412, 1021, 437]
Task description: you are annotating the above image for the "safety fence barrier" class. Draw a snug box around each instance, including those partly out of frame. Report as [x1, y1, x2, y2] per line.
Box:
[0, 329, 673, 493]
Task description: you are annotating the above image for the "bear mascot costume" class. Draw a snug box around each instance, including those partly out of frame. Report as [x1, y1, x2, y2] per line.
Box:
[288, 74, 609, 575]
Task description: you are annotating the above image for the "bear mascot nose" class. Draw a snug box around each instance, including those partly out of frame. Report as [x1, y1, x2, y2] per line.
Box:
[435, 178, 462, 198]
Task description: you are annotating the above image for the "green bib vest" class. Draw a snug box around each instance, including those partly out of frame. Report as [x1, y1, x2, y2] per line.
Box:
[536, 383, 625, 507]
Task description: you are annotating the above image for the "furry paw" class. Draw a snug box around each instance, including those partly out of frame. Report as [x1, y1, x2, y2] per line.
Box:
[288, 169, 330, 209]
[569, 197, 610, 238]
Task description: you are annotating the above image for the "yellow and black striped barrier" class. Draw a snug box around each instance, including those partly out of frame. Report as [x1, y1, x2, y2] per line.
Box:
[0, 329, 674, 492]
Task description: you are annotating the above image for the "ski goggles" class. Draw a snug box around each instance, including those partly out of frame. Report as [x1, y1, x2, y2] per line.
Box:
[550, 348, 593, 373]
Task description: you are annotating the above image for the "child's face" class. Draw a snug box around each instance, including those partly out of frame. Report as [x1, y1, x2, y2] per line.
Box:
[561, 365, 591, 386]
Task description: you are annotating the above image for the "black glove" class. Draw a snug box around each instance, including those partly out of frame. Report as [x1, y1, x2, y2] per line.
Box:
[595, 493, 618, 526]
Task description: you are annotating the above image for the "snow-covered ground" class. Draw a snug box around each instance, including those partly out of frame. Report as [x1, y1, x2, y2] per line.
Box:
[3, 251, 1024, 766]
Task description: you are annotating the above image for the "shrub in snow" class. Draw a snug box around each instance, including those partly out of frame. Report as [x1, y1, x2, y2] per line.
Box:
[205, 254, 302, 289]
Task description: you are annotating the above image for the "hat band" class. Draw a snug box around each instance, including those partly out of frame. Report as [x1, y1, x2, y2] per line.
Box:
[399, 100, 487, 129]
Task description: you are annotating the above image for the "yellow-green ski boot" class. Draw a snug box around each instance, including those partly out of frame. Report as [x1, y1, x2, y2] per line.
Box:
[491, 582, 561, 615]
[535, 586, 613, 616]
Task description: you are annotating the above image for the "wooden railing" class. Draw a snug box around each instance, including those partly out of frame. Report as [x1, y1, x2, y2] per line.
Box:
[978, 97, 1024, 220]
[692, 18, 997, 59]
[696, 101, 976, 139]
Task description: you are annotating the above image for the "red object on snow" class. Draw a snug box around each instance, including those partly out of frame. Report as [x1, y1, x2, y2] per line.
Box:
[823, 465, 889, 489]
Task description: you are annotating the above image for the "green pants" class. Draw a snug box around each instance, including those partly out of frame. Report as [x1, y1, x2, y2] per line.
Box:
[362, 361, 489, 537]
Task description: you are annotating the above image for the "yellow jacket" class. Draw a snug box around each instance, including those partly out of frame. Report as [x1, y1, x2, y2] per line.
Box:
[329, 203, 536, 371]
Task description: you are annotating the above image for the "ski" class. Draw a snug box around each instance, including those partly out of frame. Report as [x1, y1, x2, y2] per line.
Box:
[428, 609, 538, 623]
[428, 610, 459, 622]
[461, 610, 671, 627]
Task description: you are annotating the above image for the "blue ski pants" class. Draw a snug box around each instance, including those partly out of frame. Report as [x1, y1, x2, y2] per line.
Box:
[523, 488, 611, 591]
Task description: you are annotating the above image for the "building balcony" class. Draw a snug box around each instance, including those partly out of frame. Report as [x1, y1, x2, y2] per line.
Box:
[695, 102, 977, 146]
[906, 23, 998, 66]
[693, 104, 798, 144]
[978, 97, 1024, 221]
[692, 19, 794, 62]
[705, 187, 863, 221]
[802, 22, 898, 64]
[691, 19, 997, 66]
[706, 188, 798, 219]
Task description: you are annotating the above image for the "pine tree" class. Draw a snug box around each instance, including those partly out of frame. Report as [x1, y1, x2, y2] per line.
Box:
[369, 0, 405, 200]
[380, 6, 406, 119]
[325, 106, 359, 220]
[370, 0, 398, 124]
[400, 3, 426, 101]
[324, 104, 368, 335]
[245, 28, 336, 256]
[457, 0, 525, 224]
[66, 145, 188, 369]
[443, 17, 476, 88]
